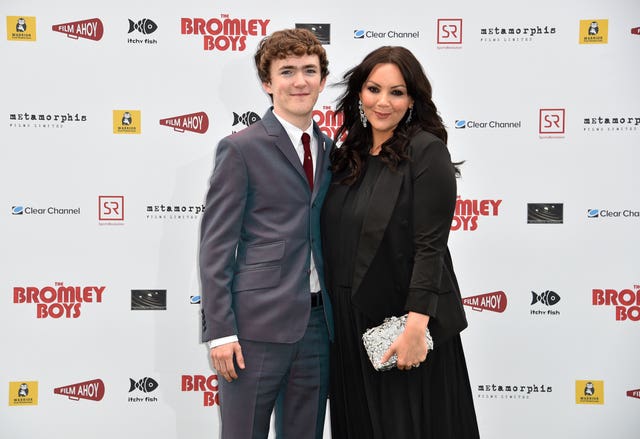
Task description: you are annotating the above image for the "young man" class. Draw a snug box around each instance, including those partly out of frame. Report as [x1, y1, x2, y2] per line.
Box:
[199, 28, 334, 439]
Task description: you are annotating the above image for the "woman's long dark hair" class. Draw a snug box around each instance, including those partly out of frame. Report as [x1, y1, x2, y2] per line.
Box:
[331, 46, 451, 184]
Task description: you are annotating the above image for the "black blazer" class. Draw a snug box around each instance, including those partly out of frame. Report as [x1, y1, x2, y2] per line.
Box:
[324, 130, 467, 347]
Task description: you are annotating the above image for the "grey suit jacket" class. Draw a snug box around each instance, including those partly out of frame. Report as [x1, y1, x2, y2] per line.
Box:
[199, 109, 334, 344]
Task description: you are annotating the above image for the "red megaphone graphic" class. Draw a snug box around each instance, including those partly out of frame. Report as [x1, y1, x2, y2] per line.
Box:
[462, 291, 508, 313]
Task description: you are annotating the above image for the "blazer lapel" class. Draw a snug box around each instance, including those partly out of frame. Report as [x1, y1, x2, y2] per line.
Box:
[351, 165, 403, 297]
[312, 125, 330, 199]
[262, 110, 309, 187]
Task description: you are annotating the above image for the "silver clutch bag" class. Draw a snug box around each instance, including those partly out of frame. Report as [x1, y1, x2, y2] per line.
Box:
[362, 314, 434, 371]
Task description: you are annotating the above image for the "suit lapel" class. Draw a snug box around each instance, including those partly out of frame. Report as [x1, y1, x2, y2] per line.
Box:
[351, 164, 404, 297]
[312, 125, 331, 199]
[262, 110, 309, 188]
[263, 110, 329, 196]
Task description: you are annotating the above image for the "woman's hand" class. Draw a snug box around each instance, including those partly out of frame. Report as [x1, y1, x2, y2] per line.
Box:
[380, 312, 430, 370]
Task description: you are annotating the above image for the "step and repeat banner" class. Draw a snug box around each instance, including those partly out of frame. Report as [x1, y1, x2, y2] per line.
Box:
[1, 0, 638, 438]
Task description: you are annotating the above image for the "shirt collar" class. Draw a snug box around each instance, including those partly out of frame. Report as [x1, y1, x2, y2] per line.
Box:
[271, 110, 314, 146]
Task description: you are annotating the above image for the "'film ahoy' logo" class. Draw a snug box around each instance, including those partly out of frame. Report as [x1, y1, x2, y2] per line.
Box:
[54, 379, 105, 402]
[592, 286, 640, 321]
[627, 388, 640, 400]
[463, 291, 508, 313]
[52, 18, 104, 41]
[159, 112, 209, 134]
[13, 282, 106, 318]
[181, 14, 270, 51]
[181, 375, 220, 406]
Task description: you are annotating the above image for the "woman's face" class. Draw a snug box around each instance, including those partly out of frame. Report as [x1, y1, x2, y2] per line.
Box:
[359, 63, 414, 145]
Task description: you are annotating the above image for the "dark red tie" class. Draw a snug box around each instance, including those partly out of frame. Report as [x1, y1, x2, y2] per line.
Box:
[301, 133, 313, 191]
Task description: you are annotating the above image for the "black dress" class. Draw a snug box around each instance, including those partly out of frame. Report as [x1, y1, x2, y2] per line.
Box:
[321, 155, 480, 439]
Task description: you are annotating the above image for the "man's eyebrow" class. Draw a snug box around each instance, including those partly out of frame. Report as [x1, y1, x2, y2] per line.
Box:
[277, 64, 318, 71]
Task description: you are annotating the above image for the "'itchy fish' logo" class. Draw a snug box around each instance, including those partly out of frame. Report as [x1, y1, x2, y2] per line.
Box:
[129, 377, 159, 393]
[233, 111, 261, 127]
[128, 18, 157, 35]
[531, 290, 560, 306]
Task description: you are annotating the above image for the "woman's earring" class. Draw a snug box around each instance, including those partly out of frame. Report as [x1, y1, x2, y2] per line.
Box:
[406, 106, 413, 124]
[358, 100, 368, 128]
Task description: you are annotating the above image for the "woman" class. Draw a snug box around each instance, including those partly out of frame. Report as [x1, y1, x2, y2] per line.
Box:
[321, 46, 480, 438]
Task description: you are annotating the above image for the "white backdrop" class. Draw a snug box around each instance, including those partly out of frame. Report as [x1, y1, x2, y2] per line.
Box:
[1, 0, 639, 438]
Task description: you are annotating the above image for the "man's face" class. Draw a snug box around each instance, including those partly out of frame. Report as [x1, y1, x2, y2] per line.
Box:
[262, 54, 326, 129]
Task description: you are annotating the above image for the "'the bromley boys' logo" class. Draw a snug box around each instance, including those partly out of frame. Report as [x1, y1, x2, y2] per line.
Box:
[181, 14, 270, 51]
[592, 286, 640, 321]
[313, 105, 345, 142]
[181, 374, 220, 406]
[52, 18, 104, 41]
[451, 196, 502, 231]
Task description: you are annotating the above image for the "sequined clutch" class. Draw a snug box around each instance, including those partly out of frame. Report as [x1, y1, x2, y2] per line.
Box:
[362, 314, 434, 371]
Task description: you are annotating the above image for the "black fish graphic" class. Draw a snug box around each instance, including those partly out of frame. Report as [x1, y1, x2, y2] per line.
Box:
[531, 290, 561, 306]
[233, 111, 261, 127]
[128, 19, 158, 35]
[129, 377, 159, 393]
